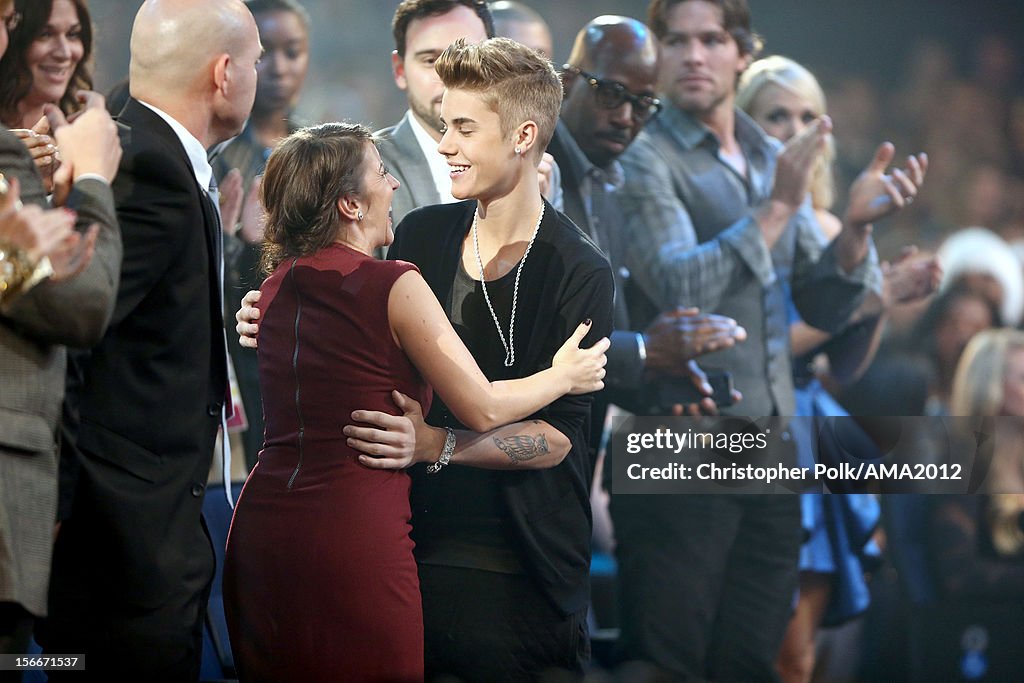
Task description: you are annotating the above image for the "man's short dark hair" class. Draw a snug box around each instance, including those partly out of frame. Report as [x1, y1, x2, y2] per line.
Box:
[245, 0, 311, 27]
[392, 0, 495, 57]
[647, 0, 762, 57]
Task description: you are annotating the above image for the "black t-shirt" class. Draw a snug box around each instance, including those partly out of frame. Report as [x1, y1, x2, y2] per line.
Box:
[419, 260, 528, 574]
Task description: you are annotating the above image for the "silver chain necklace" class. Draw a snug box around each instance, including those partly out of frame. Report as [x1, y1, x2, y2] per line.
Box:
[472, 202, 545, 367]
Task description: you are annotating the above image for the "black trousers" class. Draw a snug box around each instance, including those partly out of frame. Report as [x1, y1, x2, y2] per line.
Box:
[419, 564, 589, 683]
[0, 603, 33, 683]
[612, 495, 801, 682]
[36, 515, 214, 682]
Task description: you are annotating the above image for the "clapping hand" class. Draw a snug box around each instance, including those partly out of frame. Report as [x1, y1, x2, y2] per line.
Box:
[644, 307, 747, 376]
[538, 152, 557, 201]
[0, 175, 94, 284]
[44, 104, 122, 208]
[882, 246, 942, 306]
[238, 176, 265, 244]
[844, 143, 928, 230]
[770, 116, 832, 209]
[0, 176, 73, 262]
[11, 117, 58, 190]
[218, 169, 244, 235]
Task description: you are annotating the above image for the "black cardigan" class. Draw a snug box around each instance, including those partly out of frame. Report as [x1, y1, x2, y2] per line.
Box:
[389, 198, 614, 615]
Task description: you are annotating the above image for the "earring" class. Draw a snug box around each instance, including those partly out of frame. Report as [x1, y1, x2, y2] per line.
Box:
[357, 211, 364, 221]
[514, 147, 521, 156]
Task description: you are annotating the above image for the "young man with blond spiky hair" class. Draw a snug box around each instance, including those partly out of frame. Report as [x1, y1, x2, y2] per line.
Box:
[353, 36, 613, 681]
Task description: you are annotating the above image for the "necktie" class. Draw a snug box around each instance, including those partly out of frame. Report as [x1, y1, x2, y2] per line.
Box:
[207, 176, 220, 219]
[208, 176, 225, 310]
[207, 176, 235, 508]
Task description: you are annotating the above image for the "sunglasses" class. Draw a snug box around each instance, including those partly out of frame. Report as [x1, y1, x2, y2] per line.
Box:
[563, 64, 662, 122]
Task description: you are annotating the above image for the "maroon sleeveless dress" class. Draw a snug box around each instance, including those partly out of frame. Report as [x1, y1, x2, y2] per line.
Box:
[224, 244, 430, 682]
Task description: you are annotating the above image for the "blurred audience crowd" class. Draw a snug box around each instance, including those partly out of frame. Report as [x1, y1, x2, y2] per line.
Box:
[1, 0, 1023, 682]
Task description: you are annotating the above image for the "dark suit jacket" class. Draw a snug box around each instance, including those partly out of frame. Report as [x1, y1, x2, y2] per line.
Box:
[0, 128, 120, 617]
[60, 98, 226, 608]
[547, 123, 653, 443]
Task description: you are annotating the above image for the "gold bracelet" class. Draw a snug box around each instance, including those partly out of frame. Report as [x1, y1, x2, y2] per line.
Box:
[0, 172, 53, 303]
[0, 242, 29, 297]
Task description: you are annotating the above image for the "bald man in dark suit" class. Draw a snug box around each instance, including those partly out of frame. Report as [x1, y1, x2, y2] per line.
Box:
[37, 0, 262, 678]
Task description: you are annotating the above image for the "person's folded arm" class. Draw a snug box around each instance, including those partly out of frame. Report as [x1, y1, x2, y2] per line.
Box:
[389, 269, 609, 434]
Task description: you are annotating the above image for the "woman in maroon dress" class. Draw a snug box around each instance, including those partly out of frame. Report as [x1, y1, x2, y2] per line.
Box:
[222, 122, 608, 682]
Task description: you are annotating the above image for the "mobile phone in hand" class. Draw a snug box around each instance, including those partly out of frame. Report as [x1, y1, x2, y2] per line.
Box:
[654, 371, 735, 412]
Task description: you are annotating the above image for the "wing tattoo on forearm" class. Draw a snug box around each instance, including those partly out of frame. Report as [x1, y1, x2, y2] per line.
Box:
[493, 433, 550, 463]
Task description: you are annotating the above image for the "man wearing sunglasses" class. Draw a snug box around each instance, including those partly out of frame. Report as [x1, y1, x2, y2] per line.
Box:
[549, 16, 746, 468]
